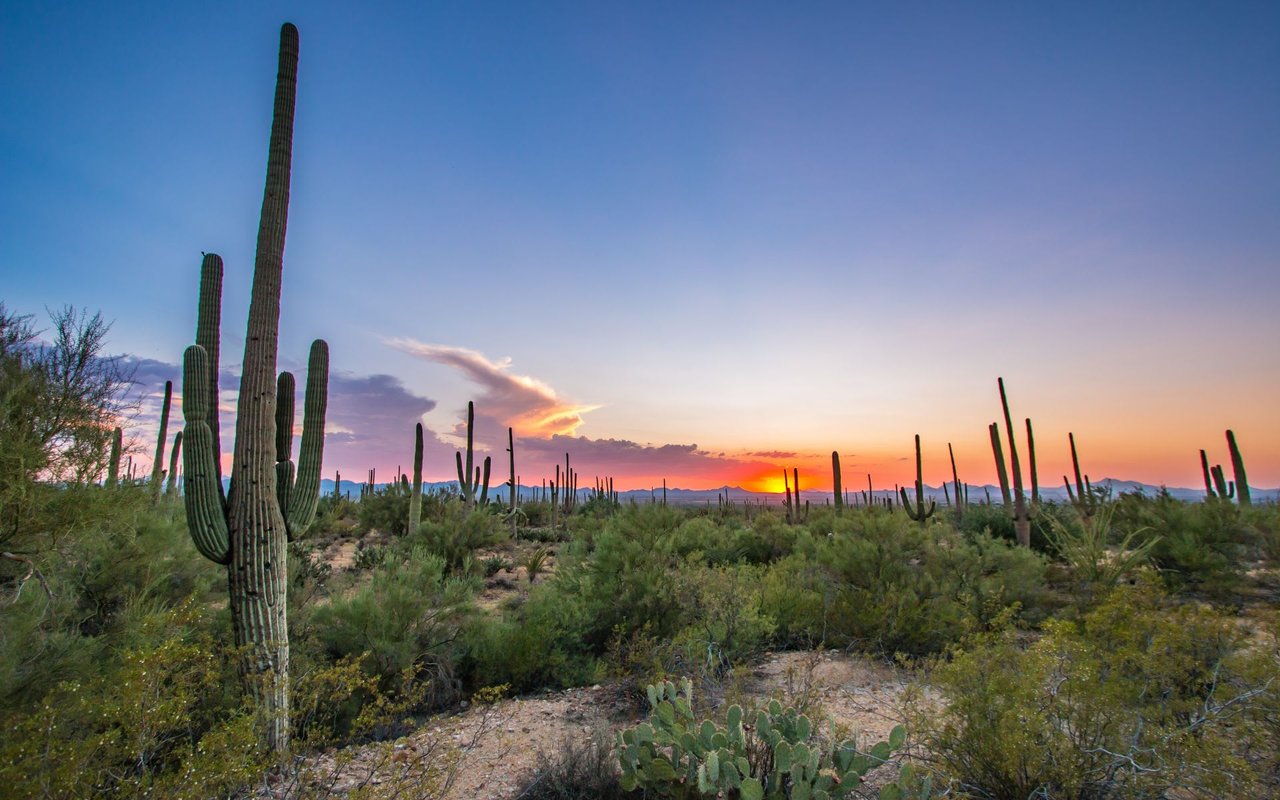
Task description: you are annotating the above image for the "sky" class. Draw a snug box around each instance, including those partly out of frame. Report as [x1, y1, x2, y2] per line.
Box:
[3, 1, 1278, 492]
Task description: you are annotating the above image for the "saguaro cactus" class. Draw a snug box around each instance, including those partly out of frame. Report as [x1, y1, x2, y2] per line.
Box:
[166, 430, 183, 497]
[899, 435, 936, 525]
[150, 381, 173, 498]
[947, 442, 965, 518]
[181, 23, 326, 754]
[993, 378, 1033, 547]
[1226, 429, 1250, 506]
[454, 401, 491, 508]
[408, 422, 424, 533]
[831, 451, 843, 514]
[106, 426, 122, 488]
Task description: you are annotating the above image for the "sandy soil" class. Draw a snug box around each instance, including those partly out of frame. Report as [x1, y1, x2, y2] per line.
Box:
[271, 648, 917, 799]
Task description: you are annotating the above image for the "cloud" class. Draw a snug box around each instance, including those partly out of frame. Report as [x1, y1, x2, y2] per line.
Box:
[118, 356, 450, 480]
[314, 372, 447, 477]
[514, 434, 786, 488]
[743, 450, 801, 459]
[387, 340, 599, 440]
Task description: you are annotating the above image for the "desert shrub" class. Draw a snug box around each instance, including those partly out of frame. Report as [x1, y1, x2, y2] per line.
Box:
[0, 599, 264, 799]
[481, 554, 511, 577]
[0, 494, 218, 709]
[1111, 493, 1253, 595]
[357, 485, 413, 535]
[460, 581, 599, 693]
[759, 553, 832, 648]
[410, 507, 507, 573]
[514, 730, 635, 799]
[673, 516, 739, 563]
[906, 579, 1276, 798]
[310, 492, 359, 537]
[671, 560, 774, 679]
[307, 547, 476, 709]
[740, 509, 801, 562]
[813, 516, 1047, 656]
[952, 500, 1017, 544]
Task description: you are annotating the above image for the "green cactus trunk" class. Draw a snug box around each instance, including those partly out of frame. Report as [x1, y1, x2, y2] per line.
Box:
[1200, 449, 1215, 497]
[831, 451, 843, 514]
[1226, 429, 1250, 505]
[408, 422, 423, 533]
[166, 430, 182, 497]
[180, 23, 328, 754]
[106, 426, 122, 488]
[997, 378, 1031, 547]
[1025, 417, 1039, 505]
[948, 441, 964, 518]
[150, 381, 172, 498]
[989, 423, 1011, 507]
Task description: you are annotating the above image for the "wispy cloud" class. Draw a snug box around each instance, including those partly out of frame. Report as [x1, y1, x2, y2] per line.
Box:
[387, 339, 600, 439]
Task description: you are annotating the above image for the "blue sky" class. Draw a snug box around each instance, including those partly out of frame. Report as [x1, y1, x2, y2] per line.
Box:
[3, 2, 1278, 488]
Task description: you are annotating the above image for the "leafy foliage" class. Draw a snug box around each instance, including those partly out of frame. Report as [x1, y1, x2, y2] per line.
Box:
[906, 579, 1278, 798]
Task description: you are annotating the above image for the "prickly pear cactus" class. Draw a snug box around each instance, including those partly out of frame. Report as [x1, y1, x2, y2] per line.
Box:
[617, 679, 914, 799]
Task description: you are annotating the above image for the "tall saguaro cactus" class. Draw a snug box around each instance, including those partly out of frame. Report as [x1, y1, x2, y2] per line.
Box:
[454, 401, 491, 508]
[994, 377, 1033, 547]
[408, 422, 424, 532]
[1226, 429, 1250, 506]
[181, 23, 326, 754]
[899, 434, 936, 525]
[150, 381, 173, 498]
[831, 451, 843, 514]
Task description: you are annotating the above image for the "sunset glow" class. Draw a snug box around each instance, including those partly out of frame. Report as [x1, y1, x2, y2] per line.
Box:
[3, 4, 1276, 494]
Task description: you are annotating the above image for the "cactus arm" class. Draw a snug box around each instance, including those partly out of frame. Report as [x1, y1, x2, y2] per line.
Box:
[1200, 449, 1216, 497]
[480, 455, 491, 505]
[275, 371, 295, 463]
[182, 345, 231, 564]
[196, 254, 224, 485]
[166, 431, 183, 497]
[285, 339, 328, 538]
[456, 450, 468, 495]
[273, 371, 296, 515]
[1025, 417, 1039, 505]
[989, 423, 1011, 506]
[184, 422, 232, 564]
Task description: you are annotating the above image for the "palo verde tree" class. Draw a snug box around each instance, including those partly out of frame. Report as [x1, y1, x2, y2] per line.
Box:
[181, 22, 328, 754]
[0, 305, 133, 543]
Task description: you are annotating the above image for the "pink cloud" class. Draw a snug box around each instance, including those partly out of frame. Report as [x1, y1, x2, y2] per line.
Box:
[387, 340, 599, 441]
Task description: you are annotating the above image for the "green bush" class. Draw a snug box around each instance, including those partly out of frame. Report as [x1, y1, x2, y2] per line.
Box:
[809, 516, 1047, 656]
[357, 485, 413, 535]
[410, 507, 507, 573]
[307, 547, 476, 709]
[1111, 493, 1254, 595]
[906, 578, 1276, 798]
[0, 600, 264, 799]
[460, 581, 599, 693]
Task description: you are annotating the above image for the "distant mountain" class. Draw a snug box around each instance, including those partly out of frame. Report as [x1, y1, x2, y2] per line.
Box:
[316, 478, 1277, 505]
